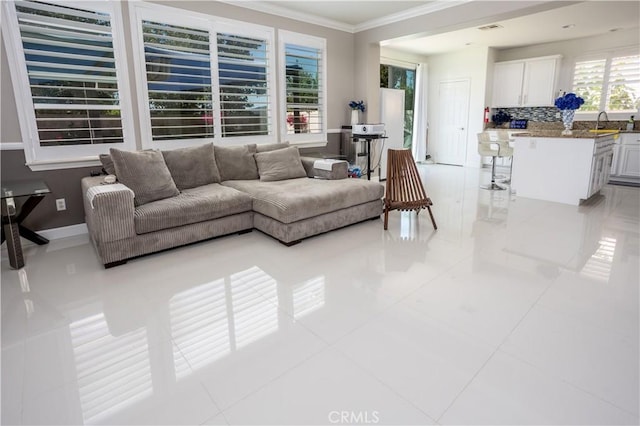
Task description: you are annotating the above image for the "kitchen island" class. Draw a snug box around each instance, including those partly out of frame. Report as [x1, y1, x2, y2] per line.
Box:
[511, 131, 616, 205]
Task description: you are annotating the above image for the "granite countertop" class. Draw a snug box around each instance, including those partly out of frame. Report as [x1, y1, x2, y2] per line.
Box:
[512, 130, 608, 139]
[489, 120, 640, 138]
[511, 130, 628, 139]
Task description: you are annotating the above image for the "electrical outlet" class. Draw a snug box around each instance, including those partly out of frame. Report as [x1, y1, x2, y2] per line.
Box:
[529, 139, 537, 149]
[56, 198, 66, 211]
[555, 112, 561, 118]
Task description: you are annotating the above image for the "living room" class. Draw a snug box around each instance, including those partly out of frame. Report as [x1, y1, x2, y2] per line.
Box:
[1, 1, 639, 425]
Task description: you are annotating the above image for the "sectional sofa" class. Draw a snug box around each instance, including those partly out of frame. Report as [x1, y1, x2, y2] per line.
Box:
[82, 142, 384, 268]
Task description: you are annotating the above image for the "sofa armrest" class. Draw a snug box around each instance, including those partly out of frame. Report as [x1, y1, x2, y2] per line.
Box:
[82, 176, 136, 243]
[300, 157, 348, 180]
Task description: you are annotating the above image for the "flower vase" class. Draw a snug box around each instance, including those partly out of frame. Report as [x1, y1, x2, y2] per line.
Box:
[561, 109, 575, 135]
[350, 109, 359, 126]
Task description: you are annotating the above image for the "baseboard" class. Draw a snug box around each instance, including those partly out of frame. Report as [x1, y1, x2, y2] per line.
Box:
[38, 223, 88, 240]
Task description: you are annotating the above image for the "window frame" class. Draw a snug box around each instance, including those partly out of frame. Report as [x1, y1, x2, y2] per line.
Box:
[130, 2, 277, 150]
[1, 0, 136, 170]
[572, 47, 640, 120]
[278, 30, 327, 146]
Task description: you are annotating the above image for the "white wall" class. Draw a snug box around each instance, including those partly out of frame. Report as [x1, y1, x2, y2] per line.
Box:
[426, 46, 491, 167]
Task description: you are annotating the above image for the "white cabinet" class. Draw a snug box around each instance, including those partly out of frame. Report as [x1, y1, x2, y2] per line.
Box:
[511, 135, 614, 205]
[618, 144, 640, 177]
[610, 133, 640, 184]
[491, 55, 560, 107]
[492, 62, 524, 107]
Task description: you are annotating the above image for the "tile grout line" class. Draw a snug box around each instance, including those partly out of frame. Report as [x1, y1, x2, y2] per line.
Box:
[435, 277, 557, 423]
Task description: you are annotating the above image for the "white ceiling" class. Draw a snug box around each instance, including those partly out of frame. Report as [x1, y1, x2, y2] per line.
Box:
[383, 1, 640, 56]
[239, 1, 639, 55]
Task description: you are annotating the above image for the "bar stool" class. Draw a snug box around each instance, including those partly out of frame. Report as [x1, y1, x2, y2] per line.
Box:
[478, 132, 505, 190]
[493, 130, 514, 184]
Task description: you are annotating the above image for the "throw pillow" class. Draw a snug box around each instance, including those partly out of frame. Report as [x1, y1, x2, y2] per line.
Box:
[254, 146, 307, 182]
[110, 148, 179, 206]
[214, 144, 259, 181]
[255, 142, 290, 153]
[162, 143, 220, 190]
[99, 154, 116, 175]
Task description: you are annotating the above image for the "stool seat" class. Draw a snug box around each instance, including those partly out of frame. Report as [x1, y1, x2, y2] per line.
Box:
[478, 132, 506, 190]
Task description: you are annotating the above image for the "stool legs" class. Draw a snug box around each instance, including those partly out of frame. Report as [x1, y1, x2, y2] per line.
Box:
[481, 156, 506, 190]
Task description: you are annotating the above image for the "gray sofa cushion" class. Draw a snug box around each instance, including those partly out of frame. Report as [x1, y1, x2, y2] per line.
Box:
[254, 146, 307, 182]
[215, 144, 259, 181]
[134, 183, 253, 234]
[222, 178, 384, 223]
[99, 154, 116, 175]
[255, 142, 289, 153]
[110, 148, 179, 207]
[162, 143, 221, 190]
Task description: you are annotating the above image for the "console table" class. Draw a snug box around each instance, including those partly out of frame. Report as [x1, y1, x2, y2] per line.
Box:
[352, 134, 388, 180]
[1, 180, 51, 269]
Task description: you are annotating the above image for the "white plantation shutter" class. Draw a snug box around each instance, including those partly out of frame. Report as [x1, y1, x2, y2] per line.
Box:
[279, 30, 326, 144]
[606, 55, 640, 112]
[285, 44, 323, 135]
[15, 1, 125, 146]
[216, 33, 271, 137]
[141, 20, 214, 141]
[572, 59, 606, 112]
[132, 4, 276, 147]
[572, 52, 640, 113]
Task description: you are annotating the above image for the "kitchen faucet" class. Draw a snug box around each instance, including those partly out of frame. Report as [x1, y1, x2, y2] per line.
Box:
[595, 111, 609, 130]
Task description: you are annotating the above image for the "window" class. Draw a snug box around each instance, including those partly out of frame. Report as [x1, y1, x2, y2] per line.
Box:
[279, 30, 326, 145]
[141, 20, 214, 142]
[131, 4, 276, 149]
[2, 0, 135, 170]
[572, 51, 640, 114]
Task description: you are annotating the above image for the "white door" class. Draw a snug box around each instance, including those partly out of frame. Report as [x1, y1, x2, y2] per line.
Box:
[380, 88, 405, 180]
[437, 79, 470, 166]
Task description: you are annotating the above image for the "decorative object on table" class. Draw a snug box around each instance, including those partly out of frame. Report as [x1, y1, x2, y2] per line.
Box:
[492, 110, 512, 125]
[510, 119, 528, 129]
[349, 100, 365, 125]
[554, 92, 584, 135]
[383, 149, 437, 230]
[348, 165, 362, 178]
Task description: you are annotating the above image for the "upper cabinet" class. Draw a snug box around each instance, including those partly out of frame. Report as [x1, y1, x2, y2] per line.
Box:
[491, 55, 561, 108]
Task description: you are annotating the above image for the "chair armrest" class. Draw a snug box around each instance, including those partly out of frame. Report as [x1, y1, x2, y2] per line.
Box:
[82, 176, 135, 243]
[300, 157, 348, 180]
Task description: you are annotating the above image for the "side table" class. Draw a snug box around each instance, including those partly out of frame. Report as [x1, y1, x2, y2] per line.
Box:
[1, 180, 51, 269]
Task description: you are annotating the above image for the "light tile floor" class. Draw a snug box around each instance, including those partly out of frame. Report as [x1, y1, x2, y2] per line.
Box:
[2, 164, 638, 425]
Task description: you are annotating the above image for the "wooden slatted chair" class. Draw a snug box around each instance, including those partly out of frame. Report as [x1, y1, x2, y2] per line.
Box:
[384, 149, 437, 230]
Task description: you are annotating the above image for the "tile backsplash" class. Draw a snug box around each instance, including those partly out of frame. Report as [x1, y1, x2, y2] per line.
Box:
[493, 106, 558, 122]
[490, 107, 638, 131]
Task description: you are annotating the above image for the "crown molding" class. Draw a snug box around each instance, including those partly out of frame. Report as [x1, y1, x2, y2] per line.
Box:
[354, 0, 473, 32]
[217, 0, 471, 34]
[217, 0, 355, 33]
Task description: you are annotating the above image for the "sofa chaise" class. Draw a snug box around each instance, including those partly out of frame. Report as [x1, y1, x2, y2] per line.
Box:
[82, 142, 384, 268]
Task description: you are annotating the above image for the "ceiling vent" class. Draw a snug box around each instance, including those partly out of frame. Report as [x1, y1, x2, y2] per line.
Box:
[478, 24, 503, 31]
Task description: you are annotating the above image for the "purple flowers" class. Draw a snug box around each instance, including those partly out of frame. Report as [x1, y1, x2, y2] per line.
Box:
[349, 100, 365, 112]
[554, 92, 585, 110]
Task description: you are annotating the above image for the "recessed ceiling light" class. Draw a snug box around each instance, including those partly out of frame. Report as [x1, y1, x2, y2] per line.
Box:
[562, 24, 575, 29]
[465, 42, 473, 46]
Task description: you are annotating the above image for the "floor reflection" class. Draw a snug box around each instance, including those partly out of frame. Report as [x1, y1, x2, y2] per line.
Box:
[70, 313, 152, 424]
